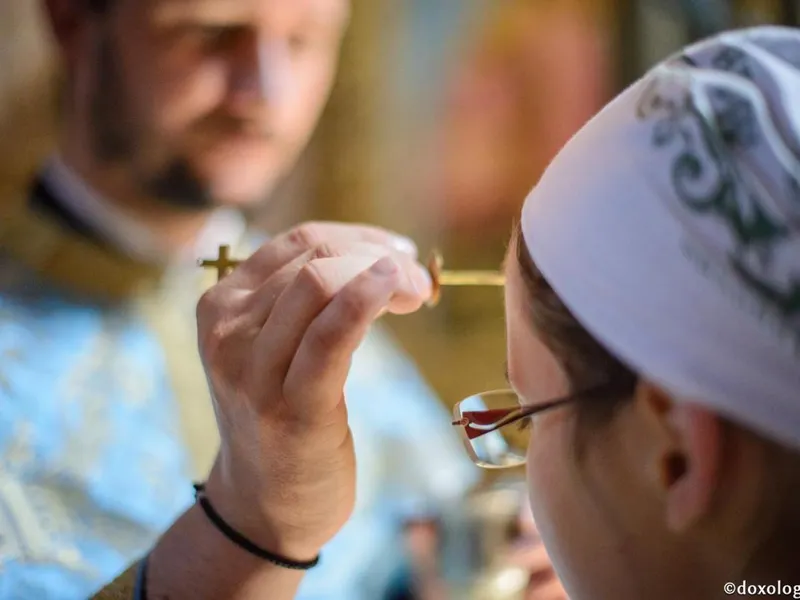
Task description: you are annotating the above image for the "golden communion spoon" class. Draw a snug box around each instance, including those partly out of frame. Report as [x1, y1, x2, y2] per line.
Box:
[199, 245, 505, 307]
[424, 250, 504, 307]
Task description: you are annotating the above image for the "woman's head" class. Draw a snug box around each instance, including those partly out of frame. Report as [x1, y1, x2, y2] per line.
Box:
[504, 26, 800, 599]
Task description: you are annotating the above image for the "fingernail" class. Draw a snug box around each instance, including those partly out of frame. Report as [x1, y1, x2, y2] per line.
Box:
[411, 264, 433, 297]
[391, 236, 418, 256]
[371, 256, 399, 276]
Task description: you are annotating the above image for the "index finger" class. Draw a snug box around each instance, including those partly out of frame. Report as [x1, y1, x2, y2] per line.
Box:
[225, 222, 418, 289]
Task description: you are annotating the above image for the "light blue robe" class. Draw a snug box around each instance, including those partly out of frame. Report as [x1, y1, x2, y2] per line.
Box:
[0, 202, 478, 599]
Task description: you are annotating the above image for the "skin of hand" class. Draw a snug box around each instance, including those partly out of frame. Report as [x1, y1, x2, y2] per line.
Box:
[197, 222, 433, 561]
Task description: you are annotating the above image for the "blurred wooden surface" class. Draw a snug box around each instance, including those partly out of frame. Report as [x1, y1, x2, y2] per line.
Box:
[0, 1, 57, 201]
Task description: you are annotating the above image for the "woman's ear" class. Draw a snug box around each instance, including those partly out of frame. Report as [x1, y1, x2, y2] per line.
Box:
[662, 403, 722, 531]
[632, 382, 723, 532]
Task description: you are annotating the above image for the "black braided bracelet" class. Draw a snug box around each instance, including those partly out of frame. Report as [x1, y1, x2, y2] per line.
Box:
[193, 483, 321, 571]
[134, 553, 149, 600]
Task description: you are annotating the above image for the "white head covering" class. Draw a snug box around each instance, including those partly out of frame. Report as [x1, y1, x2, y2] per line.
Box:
[521, 26, 800, 450]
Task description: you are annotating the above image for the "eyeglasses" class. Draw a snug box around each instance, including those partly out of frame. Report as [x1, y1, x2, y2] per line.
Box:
[451, 383, 618, 469]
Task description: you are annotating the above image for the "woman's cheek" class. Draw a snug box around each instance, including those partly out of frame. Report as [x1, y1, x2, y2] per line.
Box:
[525, 412, 578, 580]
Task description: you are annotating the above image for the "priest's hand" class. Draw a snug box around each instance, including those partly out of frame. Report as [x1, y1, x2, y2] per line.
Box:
[195, 222, 432, 561]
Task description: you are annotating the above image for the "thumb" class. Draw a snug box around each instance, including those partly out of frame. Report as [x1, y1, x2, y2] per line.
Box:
[309, 254, 431, 314]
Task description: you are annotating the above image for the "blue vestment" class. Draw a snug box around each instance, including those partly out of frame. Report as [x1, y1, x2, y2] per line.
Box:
[0, 178, 478, 599]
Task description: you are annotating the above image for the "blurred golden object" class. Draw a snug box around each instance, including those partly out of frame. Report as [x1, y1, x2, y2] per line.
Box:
[198, 245, 504, 307]
[198, 245, 237, 280]
[425, 250, 505, 307]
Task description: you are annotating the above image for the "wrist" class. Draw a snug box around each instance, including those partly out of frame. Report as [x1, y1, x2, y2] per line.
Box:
[204, 460, 323, 562]
[148, 506, 308, 600]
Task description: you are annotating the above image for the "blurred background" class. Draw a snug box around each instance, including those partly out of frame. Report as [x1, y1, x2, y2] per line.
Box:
[3, 0, 799, 426]
[1, 1, 798, 598]
[275, 0, 799, 425]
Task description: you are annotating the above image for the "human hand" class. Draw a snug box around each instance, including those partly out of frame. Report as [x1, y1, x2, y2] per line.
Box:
[196, 222, 432, 561]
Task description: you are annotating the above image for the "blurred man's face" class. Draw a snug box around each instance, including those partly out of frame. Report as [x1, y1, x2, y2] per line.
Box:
[74, 0, 349, 209]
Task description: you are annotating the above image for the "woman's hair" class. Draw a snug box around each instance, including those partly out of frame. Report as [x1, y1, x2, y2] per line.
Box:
[514, 221, 638, 428]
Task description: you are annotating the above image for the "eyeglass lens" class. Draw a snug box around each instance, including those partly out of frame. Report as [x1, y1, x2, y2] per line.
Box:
[456, 390, 530, 469]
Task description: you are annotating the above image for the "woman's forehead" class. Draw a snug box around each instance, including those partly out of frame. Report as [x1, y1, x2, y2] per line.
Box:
[502, 224, 521, 276]
[502, 232, 526, 321]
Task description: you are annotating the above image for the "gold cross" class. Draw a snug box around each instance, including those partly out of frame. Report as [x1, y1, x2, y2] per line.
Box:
[197, 245, 241, 281]
[197, 245, 505, 303]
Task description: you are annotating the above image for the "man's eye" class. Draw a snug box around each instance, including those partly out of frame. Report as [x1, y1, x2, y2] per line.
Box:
[182, 25, 238, 47]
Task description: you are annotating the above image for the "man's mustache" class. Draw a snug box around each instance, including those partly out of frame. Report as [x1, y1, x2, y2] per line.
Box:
[196, 114, 277, 140]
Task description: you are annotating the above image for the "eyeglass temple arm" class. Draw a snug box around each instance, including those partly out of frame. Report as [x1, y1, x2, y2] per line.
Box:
[454, 407, 531, 440]
[453, 396, 579, 441]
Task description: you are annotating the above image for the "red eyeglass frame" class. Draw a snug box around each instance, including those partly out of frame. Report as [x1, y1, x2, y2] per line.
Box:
[450, 382, 622, 467]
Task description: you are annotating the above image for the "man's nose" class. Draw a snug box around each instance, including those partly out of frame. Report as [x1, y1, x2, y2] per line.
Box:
[229, 32, 293, 107]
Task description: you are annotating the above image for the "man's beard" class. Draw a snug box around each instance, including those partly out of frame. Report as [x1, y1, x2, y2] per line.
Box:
[89, 36, 216, 211]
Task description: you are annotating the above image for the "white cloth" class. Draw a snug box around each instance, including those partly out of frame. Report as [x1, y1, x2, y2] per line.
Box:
[521, 26, 800, 450]
[42, 155, 246, 266]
